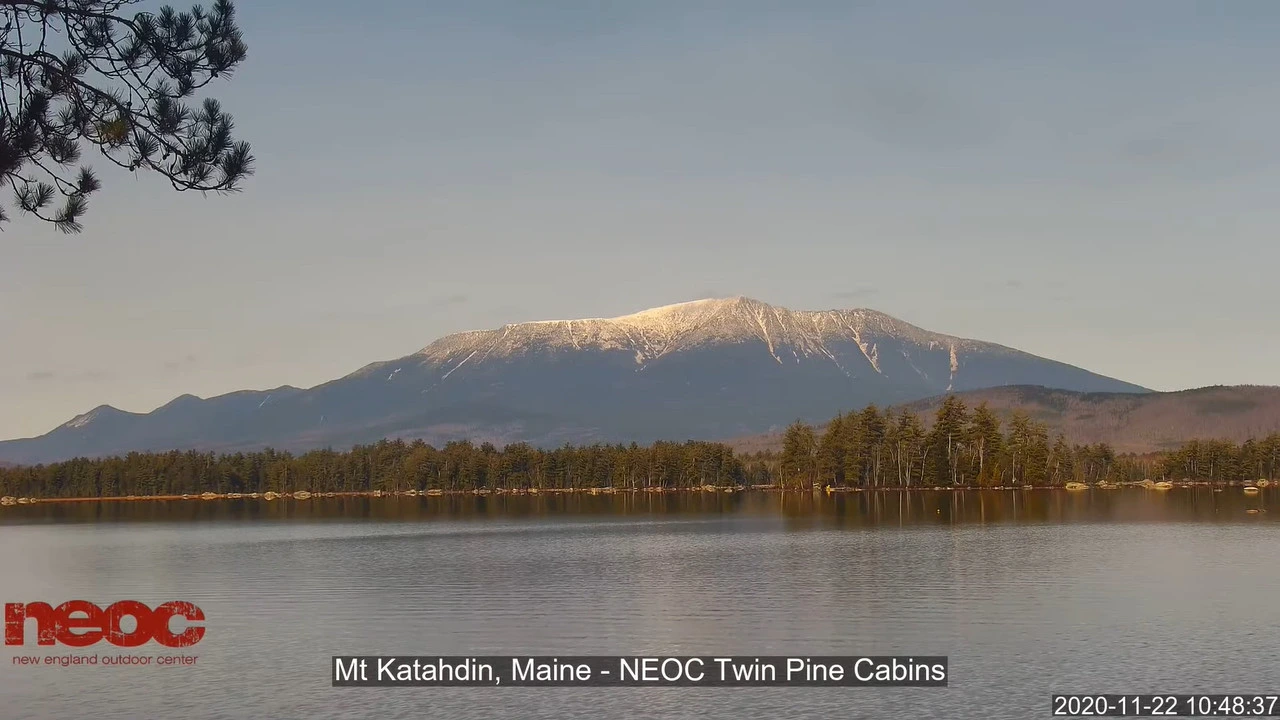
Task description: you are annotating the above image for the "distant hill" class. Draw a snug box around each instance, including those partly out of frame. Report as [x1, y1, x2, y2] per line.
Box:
[728, 385, 1280, 454]
[0, 297, 1146, 465]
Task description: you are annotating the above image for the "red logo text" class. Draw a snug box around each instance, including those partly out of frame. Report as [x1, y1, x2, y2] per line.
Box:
[4, 601, 205, 647]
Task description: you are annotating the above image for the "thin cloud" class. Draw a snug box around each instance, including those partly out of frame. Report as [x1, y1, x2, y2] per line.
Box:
[163, 354, 199, 372]
[26, 369, 111, 383]
[832, 287, 880, 302]
[846, 74, 1001, 153]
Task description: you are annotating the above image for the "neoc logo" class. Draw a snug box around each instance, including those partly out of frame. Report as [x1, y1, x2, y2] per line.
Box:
[4, 601, 205, 648]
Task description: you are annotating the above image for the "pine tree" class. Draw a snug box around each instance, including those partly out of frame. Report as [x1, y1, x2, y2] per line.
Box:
[0, 0, 253, 232]
[967, 402, 1004, 485]
[929, 396, 970, 485]
[817, 413, 847, 485]
[780, 420, 818, 489]
[857, 405, 886, 487]
[1048, 435, 1072, 485]
[893, 411, 926, 486]
[1004, 411, 1043, 484]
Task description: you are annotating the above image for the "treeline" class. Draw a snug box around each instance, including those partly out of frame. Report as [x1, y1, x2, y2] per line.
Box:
[768, 398, 1280, 488]
[2, 399, 1279, 498]
[0, 441, 749, 499]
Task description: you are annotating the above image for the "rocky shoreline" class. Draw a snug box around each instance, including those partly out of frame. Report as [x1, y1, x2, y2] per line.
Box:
[1, 480, 1270, 507]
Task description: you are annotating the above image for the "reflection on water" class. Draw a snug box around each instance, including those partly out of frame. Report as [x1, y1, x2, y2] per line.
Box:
[1, 487, 1275, 526]
[1, 488, 1277, 720]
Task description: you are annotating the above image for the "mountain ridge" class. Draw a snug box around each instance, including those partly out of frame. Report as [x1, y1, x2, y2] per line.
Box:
[413, 297, 1001, 382]
[1, 297, 1148, 464]
[727, 384, 1280, 455]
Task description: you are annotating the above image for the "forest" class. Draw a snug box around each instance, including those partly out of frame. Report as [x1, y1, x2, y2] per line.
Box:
[2, 398, 1278, 499]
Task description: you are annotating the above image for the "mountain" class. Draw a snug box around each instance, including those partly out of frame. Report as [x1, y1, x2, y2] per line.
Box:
[0, 297, 1147, 464]
[727, 385, 1280, 455]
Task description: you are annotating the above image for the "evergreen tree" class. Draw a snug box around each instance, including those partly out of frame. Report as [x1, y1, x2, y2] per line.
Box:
[856, 405, 886, 487]
[929, 396, 970, 485]
[1004, 411, 1048, 484]
[967, 402, 1004, 485]
[816, 413, 847, 485]
[1048, 435, 1072, 485]
[0, 0, 253, 232]
[780, 420, 818, 489]
[893, 410, 926, 486]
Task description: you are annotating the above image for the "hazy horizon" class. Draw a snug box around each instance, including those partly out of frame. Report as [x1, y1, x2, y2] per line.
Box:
[6, 1, 1280, 439]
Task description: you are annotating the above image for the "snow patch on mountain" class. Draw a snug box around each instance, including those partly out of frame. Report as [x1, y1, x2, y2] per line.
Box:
[415, 296, 1013, 380]
[64, 413, 97, 430]
[948, 344, 959, 391]
[62, 405, 118, 429]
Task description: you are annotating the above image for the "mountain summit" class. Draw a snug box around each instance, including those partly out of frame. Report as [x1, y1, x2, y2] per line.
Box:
[420, 296, 971, 380]
[0, 298, 1147, 464]
[416, 296, 1063, 385]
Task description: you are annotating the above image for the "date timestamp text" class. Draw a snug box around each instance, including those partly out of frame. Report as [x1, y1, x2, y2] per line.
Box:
[1053, 695, 1280, 717]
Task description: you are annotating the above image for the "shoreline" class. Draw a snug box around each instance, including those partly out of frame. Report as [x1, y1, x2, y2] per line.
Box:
[0, 481, 1266, 507]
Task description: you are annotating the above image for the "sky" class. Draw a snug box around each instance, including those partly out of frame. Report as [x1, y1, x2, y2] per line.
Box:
[3, 0, 1280, 440]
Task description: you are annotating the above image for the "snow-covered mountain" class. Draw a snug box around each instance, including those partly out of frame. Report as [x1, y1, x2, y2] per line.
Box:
[417, 297, 994, 386]
[0, 297, 1147, 464]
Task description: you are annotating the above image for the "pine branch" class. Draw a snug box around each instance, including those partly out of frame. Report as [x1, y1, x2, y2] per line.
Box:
[0, 0, 250, 232]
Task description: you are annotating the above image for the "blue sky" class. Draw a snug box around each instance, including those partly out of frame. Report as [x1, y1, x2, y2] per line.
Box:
[4, 1, 1280, 439]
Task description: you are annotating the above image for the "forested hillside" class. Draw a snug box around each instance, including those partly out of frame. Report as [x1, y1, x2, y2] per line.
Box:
[731, 385, 1280, 454]
[4, 398, 1277, 499]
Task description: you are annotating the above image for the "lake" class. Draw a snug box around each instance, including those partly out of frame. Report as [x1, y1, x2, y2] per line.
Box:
[1, 488, 1277, 719]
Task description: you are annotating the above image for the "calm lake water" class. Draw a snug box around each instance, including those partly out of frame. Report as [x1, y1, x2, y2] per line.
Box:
[1, 488, 1277, 720]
